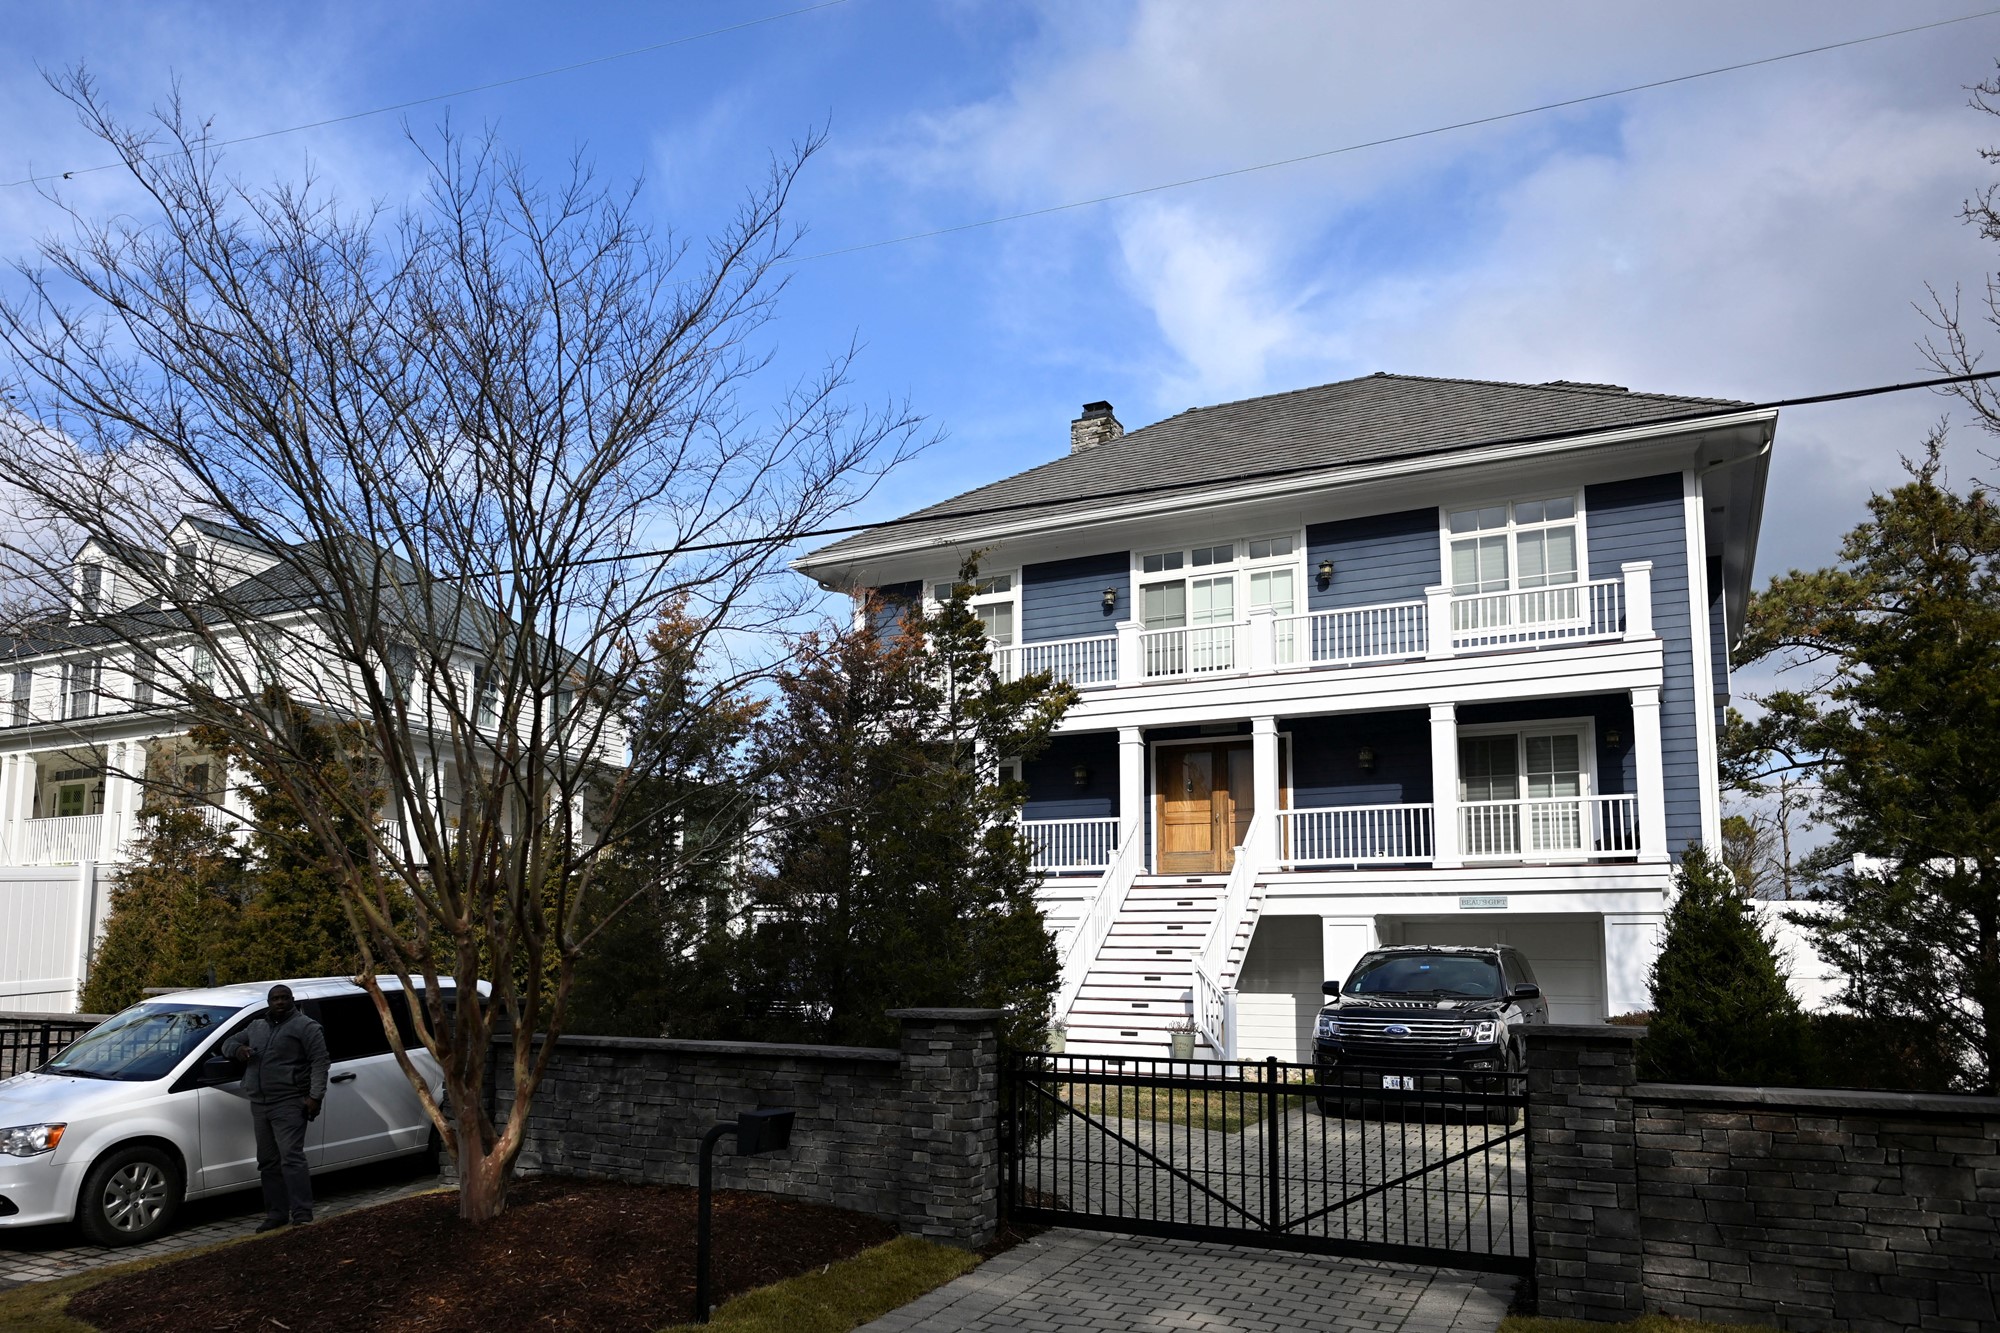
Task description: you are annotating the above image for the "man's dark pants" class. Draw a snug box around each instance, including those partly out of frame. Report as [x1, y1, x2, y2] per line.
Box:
[252, 1098, 314, 1223]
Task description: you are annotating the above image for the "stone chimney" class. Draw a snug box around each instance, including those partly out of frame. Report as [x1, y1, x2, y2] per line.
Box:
[1070, 401, 1123, 454]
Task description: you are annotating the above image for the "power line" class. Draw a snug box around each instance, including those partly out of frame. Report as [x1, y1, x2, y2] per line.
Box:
[785, 7, 2000, 263]
[0, 0, 853, 191]
[506, 367, 2000, 571]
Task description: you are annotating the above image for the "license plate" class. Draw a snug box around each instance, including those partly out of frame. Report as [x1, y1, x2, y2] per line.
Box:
[1381, 1075, 1415, 1090]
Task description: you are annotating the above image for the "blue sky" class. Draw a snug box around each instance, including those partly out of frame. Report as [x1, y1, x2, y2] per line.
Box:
[6, 0, 2000, 596]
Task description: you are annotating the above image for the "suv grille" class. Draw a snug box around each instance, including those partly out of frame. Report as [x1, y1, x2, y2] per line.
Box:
[1330, 1017, 1463, 1046]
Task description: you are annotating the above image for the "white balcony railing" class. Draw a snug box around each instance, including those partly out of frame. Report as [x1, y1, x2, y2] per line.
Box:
[1278, 804, 1434, 867]
[1445, 576, 1626, 653]
[15, 815, 104, 865]
[1276, 601, 1428, 668]
[1460, 794, 1641, 860]
[1023, 817, 1120, 873]
[991, 634, 1118, 688]
[1139, 623, 1238, 679]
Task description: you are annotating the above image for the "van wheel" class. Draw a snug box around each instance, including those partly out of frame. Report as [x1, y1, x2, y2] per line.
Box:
[77, 1145, 183, 1246]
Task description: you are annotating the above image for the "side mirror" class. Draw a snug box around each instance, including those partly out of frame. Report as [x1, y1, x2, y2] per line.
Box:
[1511, 983, 1542, 1001]
[199, 1057, 239, 1085]
[1321, 980, 1341, 997]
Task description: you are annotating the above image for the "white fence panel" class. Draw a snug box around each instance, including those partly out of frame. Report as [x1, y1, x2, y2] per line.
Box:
[0, 864, 110, 1014]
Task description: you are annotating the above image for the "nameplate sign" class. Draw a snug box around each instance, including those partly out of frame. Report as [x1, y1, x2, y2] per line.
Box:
[1458, 895, 1507, 911]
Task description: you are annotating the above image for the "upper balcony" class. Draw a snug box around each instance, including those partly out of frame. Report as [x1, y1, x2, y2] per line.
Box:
[992, 562, 1652, 697]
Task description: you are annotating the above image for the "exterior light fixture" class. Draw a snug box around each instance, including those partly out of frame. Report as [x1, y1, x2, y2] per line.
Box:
[1356, 745, 1376, 773]
[694, 1107, 797, 1323]
[1317, 558, 1334, 587]
[1073, 764, 1091, 788]
[1102, 587, 1118, 611]
[1605, 728, 1622, 749]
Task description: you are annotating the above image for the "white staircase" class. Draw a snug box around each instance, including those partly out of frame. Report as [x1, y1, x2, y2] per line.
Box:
[1057, 871, 1271, 1058]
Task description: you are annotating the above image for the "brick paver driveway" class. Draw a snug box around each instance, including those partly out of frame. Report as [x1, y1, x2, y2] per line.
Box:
[862, 1228, 1514, 1333]
[0, 1156, 440, 1290]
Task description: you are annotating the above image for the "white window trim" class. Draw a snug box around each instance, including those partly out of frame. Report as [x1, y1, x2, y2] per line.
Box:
[1130, 530, 1305, 630]
[1452, 716, 1598, 800]
[1435, 489, 1589, 595]
[924, 569, 1019, 648]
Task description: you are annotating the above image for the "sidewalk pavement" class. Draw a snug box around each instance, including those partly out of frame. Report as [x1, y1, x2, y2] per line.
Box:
[859, 1228, 1515, 1333]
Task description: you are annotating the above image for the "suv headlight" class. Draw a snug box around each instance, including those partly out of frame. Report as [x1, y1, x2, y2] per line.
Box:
[1461, 1021, 1500, 1044]
[1, 1123, 66, 1156]
[1314, 1012, 1337, 1038]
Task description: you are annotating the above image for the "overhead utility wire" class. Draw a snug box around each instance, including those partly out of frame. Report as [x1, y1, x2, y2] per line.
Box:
[786, 7, 2000, 263]
[460, 368, 2000, 576]
[0, 0, 852, 190]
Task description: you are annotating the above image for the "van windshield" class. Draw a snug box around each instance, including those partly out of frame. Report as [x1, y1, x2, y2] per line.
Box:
[1347, 954, 1501, 999]
[42, 1002, 242, 1082]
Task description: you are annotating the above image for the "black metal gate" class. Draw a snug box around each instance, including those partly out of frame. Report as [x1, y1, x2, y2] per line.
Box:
[1001, 1052, 1531, 1275]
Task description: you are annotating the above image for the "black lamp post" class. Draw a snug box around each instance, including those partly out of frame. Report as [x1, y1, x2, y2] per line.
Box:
[694, 1107, 797, 1324]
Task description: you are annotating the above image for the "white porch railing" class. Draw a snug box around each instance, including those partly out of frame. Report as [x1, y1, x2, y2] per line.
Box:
[1023, 817, 1120, 873]
[1139, 623, 1238, 679]
[1445, 576, 1626, 653]
[1460, 794, 1641, 860]
[15, 815, 104, 866]
[1188, 807, 1271, 1061]
[992, 634, 1118, 688]
[1052, 824, 1143, 1020]
[1276, 601, 1428, 667]
[1278, 804, 1434, 867]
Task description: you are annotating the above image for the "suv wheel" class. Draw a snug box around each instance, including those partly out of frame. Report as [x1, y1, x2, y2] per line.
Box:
[77, 1145, 183, 1246]
[1486, 1044, 1525, 1127]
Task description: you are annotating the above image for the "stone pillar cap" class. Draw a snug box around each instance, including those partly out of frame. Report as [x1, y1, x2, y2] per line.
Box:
[1522, 1023, 1648, 1042]
[887, 1007, 1006, 1022]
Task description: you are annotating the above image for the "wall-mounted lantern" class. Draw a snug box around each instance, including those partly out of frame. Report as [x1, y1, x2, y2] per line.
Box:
[694, 1107, 797, 1324]
[1317, 558, 1334, 588]
[1102, 587, 1118, 612]
[1072, 764, 1091, 788]
[1604, 728, 1622, 750]
[1356, 745, 1376, 774]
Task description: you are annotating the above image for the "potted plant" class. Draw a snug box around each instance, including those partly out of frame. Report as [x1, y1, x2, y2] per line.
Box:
[1165, 1018, 1199, 1061]
[1045, 1020, 1068, 1054]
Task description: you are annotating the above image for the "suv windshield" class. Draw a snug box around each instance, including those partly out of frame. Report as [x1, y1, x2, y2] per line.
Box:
[42, 1002, 242, 1082]
[1347, 953, 1501, 999]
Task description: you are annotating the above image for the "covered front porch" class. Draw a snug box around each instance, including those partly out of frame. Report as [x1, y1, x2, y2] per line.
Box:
[1021, 689, 1671, 877]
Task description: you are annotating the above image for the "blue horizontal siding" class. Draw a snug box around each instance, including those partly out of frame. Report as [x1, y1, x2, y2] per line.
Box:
[1306, 508, 1437, 612]
[1022, 733, 1118, 820]
[1286, 712, 1431, 807]
[1585, 473, 1698, 851]
[1022, 551, 1128, 643]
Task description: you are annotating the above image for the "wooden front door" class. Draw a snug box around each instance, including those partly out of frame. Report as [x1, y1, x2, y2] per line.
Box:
[1156, 743, 1255, 874]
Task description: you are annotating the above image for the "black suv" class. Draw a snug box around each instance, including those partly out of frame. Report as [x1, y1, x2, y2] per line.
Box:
[1310, 945, 1549, 1115]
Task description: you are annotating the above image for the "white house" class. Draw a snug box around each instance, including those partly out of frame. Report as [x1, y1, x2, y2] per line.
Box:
[794, 373, 1772, 1060]
[0, 514, 611, 1012]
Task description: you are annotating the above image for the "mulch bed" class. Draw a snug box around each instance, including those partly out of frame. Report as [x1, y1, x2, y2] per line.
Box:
[70, 1177, 898, 1333]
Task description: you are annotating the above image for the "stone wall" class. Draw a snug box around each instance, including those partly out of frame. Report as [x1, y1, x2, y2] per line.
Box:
[1526, 1026, 2000, 1333]
[492, 1008, 1000, 1248]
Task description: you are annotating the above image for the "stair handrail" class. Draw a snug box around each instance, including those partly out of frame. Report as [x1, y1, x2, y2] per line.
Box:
[1187, 808, 1273, 1060]
[1053, 822, 1144, 1020]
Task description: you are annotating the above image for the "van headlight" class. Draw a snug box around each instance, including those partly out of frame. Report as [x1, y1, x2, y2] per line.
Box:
[1, 1123, 66, 1156]
[1461, 1021, 1500, 1044]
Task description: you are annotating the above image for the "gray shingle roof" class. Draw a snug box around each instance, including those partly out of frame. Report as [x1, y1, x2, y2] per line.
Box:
[803, 372, 1747, 564]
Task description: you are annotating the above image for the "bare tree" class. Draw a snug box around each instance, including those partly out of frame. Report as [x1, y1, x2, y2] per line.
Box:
[0, 74, 924, 1222]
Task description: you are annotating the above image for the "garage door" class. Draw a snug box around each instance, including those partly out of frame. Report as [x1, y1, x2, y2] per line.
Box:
[1390, 914, 1605, 1024]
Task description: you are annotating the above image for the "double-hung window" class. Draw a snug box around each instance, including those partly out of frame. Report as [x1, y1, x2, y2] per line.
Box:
[931, 572, 1016, 674]
[62, 658, 100, 720]
[11, 668, 31, 726]
[1446, 495, 1581, 630]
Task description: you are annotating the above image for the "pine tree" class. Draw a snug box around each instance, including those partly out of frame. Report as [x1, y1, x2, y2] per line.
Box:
[81, 805, 251, 1013]
[1638, 844, 1814, 1085]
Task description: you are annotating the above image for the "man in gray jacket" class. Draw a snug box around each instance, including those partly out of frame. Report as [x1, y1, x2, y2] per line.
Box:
[230, 984, 331, 1232]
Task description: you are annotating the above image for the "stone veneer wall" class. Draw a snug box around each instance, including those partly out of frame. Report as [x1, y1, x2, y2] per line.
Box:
[1526, 1026, 2000, 1333]
[492, 1008, 1000, 1247]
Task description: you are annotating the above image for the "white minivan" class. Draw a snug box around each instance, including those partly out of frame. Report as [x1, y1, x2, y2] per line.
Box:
[0, 976, 453, 1245]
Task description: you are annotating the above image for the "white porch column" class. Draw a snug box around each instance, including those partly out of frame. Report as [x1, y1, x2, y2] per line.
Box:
[97, 743, 126, 861]
[1116, 620, 1143, 685]
[1632, 686, 1670, 863]
[14, 754, 38, 827]
[1251, 716, 1279, 862]
[1117, 727, 1145, 848]
[0, 754, 19, 863]
[1429, 702, 1460, 868]
[1424, 584, 1454, 659]
[1603, 912, 1665, 1018]
[1621, 560, 1654, 639]
[118, 740, 149, 859]
[1321, 916, 1380, 991]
